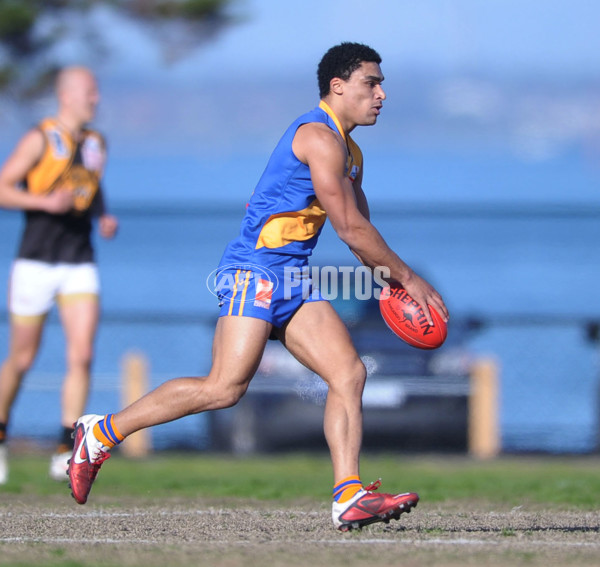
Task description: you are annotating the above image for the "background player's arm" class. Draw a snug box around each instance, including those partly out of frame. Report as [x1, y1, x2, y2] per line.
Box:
[293, 122, 448, 323]
[90, 186, 118, 239]
[98, 213, 118, 239]
[0, 129, 73, 213]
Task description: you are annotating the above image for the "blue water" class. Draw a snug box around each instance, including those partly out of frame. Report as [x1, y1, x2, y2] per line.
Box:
[1, 150, 599, 452]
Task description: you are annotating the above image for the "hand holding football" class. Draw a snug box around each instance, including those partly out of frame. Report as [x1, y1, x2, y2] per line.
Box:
[379, 285, 447, 349]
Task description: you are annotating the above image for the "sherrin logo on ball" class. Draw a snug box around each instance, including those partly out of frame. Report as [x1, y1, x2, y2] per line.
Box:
[379, 285, 447, 349]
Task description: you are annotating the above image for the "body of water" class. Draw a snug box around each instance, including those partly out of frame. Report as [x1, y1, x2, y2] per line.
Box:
[0, 150, 599, 453]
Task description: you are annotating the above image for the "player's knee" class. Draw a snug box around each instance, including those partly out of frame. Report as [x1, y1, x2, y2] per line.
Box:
[329, 357, 366, 395]
[205, 381, 249, 411]
[10, 349, 36, 374]
[350, 357, 367, 390]
[66, 344, 94, 370]
[218, 383, 249, 409]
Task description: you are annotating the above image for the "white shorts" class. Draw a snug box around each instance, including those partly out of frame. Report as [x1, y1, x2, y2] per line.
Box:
[8, 259, 100, 318]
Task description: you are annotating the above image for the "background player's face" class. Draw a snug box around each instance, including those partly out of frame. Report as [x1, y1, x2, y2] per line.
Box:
[342, 61, 386, 127]
[61, 70, 100, 125]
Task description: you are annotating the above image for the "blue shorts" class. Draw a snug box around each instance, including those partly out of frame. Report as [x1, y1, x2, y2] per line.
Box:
[215, 261, 326, 328]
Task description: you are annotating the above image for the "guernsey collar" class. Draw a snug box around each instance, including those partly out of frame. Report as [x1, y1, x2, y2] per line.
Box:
[318, 100, 346, 144]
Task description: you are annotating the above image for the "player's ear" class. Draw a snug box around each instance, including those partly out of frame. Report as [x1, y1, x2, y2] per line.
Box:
[330, 77, 344, 95]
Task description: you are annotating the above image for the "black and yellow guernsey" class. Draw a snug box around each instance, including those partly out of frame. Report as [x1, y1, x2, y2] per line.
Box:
[18, 117, 107, 264]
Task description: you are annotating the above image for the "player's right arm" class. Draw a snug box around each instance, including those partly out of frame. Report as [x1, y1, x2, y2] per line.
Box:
[0, 129, 73, 213]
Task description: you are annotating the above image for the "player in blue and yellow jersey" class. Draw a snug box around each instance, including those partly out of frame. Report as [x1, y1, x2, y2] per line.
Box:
[0, 67, 118, 485]
[68, 43, 449, 531]
[215, 99, 362, 326]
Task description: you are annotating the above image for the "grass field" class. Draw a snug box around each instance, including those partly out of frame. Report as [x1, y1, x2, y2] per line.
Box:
[1, 451, 599, 566]
[3, 451, 600, 507]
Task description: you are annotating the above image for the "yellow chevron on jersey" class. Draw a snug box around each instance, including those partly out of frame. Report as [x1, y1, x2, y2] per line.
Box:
[219, 103, 364, 263]
[256, 198, 327, 250]
[346, 136, 362, 181]
[318, 100, 363, 181]
[26, 117, 106, 212]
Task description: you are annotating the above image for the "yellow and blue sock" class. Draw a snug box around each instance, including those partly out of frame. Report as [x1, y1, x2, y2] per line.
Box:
[92, 414, 124, 448]
[333, 475, 363, 503]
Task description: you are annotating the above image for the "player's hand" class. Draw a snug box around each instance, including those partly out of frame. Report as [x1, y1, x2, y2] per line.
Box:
[401, 271, 449, 326]
[42, 190, 73, 214]
[99, 214, 118, 239]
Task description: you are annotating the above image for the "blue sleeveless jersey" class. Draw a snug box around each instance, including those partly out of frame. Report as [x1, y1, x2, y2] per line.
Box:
[218, 102, 363, 269]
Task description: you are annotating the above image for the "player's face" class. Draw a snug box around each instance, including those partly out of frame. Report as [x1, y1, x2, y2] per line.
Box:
[343, 62, 386, 127]
[68, 72, 100, 124]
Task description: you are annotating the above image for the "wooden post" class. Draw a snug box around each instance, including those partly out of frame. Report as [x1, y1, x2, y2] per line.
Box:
[120, 352, 151, 458]
[468, 357, 500, 459]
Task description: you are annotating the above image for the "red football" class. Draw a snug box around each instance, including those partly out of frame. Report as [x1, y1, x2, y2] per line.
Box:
[379, 286, 447, 349]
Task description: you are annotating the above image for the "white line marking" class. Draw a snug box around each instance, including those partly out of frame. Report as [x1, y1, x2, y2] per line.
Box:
[0, 537, 157, 545]
[0, 536, 598, 549]
[1, 509, 598, 549]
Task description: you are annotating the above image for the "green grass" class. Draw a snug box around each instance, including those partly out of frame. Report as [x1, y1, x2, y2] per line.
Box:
[2, 452, 600, 509]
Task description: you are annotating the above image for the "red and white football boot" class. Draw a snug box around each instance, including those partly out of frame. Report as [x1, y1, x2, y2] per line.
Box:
[332, 480, 419, 531]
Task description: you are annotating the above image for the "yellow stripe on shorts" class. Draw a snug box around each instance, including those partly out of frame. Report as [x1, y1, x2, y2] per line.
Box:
[227, 269, 252, 317]
[238, 270, 252, 316]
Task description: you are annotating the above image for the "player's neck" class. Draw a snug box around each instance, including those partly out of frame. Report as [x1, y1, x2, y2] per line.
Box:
[319, 99, 355, 141]
[319, 98, 356, 136]
[55, 113, 86, 141]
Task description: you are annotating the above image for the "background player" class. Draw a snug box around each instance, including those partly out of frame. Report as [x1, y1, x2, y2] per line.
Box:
[0, 66, 118, 484]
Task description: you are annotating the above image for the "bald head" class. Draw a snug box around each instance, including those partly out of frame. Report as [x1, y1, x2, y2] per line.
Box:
[55, 66, 100, 128]
[56, 65, 91, 91]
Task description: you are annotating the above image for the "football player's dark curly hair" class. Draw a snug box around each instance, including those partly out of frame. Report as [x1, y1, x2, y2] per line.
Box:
[317, 42, 382, 98]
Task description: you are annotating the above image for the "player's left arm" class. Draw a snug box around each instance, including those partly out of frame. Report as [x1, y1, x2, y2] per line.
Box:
[352, 168, 370, 221]
[294, 122, 448, 323]
[348, 168, 370, 264]
[348, 166, 449, 323]
[99, 212, 118, 239]
[91, 185, 118, 239]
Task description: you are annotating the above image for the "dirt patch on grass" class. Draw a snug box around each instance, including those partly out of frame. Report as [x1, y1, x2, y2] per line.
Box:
[1, 494, 599, 567]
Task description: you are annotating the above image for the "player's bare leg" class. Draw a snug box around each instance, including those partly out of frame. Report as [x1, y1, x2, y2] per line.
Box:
[0, 318, 45, 424]
[277, 300, 419, 531]
[52, 296, 98, 481]
[114, 315, 273, 435]
[69, 315, 273, 503]
[275, 300, 365, 481]
[58, 296, 98, 427]
[0, 317, 44, 484]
